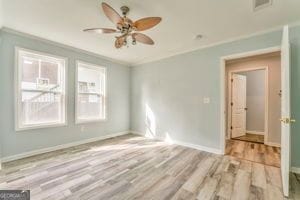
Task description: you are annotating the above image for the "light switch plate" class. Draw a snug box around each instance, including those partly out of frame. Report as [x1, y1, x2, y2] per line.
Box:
[203, 97, 210, 104]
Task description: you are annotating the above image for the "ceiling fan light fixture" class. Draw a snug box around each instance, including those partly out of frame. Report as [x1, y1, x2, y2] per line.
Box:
[132, 39, 137, 45]
[84, 2, 161, 49]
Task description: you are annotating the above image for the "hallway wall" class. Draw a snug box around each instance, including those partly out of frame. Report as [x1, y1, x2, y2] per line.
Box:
[226, 53, 281, 145]
[238, 70, 265, 133]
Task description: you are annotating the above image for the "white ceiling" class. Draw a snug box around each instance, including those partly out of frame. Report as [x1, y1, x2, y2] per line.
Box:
[2, 0, 300, 65]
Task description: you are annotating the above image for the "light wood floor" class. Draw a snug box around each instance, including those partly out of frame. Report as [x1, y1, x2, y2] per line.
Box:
[0, 134, 299, 200]
[226, 139, 281, 167]
[234, 133, 264, 144]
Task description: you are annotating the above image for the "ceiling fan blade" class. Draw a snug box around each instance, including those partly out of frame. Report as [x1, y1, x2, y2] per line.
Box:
[83, 28, 117, 34]
[115, 36, 125, 49]
[102, 2, 123, 25]
[133, 17, 162, 31]
[132, 33, 154, 45]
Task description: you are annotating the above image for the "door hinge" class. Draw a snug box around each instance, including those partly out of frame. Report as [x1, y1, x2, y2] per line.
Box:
[231, 102, 233, 106]
[231, 126, 233, 130]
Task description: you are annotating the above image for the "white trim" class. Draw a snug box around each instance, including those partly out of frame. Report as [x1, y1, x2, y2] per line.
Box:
[220, 57, 226, 154]
[220, 46, 281, 155]
[3, 22, 300, 67]
[1, 27, 131, 66]
[133, 21, 300, 66]
[172, 140, 222, 155]
[247, 131, 265, 135]
[130, 131, 144, 136]
[131, 131, 222, 155]
[75, 119, 107, 124]
[14, 47, 68, 131]
[1, 131, 130, 163]
[75, 60, 107, 124]
[227, 66, 269, 144]
[15, 123, 68, 132]
[221, 47, 281, 61]
[291, 167, 300, 174]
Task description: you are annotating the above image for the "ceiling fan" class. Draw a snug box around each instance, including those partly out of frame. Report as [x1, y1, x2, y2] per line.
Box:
[83, 2, 162, 49]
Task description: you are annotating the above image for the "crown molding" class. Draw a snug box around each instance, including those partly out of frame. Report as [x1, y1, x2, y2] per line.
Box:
[2, 20, 300, 67]
[132, 20, 300, 66]
[0, 27, 132, 67]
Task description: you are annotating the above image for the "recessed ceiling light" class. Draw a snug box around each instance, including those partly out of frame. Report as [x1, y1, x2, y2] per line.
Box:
[195, 34, 203, 40]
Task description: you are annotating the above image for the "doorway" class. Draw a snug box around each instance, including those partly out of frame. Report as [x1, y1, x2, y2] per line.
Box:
[228, 67, 268, 144]
[223, 52, 282, 168]
[220, 26, 293, 197]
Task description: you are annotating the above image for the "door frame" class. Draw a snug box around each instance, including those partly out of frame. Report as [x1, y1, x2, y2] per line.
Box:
[220, 46, 281, 154]
[227, 66, 269, 144]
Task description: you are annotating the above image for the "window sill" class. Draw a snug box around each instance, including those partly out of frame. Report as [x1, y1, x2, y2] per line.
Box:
[16, 122, 67, 132]
[75, 118, 107, 124]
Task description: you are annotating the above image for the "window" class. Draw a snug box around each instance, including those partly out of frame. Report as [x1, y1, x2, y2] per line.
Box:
[15, 48, 67, 130]
[76, 61, 106, 123]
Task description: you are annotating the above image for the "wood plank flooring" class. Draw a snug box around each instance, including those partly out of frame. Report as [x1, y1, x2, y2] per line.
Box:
[290, 173, 300, 200]
[0, 134, 297, 200]
[226, 139, 281, 167]
[234, 133, 264, 144]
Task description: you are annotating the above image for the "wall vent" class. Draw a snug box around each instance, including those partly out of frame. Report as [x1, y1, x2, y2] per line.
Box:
[253, 0, 272, 11]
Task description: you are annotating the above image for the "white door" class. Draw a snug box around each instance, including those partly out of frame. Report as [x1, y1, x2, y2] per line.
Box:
[281, 25, 295, 197]
[231, 74, 247, 138]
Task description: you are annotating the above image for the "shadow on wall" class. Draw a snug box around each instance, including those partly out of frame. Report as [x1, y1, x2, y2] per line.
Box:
[144, 103, 173, 144]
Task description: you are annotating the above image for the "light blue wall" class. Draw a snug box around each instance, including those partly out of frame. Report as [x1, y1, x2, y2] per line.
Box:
[1, 26, 300, 168]
[0, 30, 131, 158]
[131, 25, 300, 167]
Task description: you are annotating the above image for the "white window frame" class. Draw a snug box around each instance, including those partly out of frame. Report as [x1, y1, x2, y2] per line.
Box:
[75, 60, 107, 124]
[15, 47, 68, 131]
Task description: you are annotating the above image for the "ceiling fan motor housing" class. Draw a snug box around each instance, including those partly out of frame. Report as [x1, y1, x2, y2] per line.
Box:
[121, 6, 130, 16]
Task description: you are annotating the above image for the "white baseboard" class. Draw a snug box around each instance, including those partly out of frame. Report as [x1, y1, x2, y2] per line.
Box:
[131, 131, 222, 155]
[0, 129, 295, 173]
[265, 142, 281, 148]
[172, 140, 223, 155]
[1, 131, 130, 163]
[291, 167, 300, 174]
[130, 131, 144, 136]
[247, 131, 265, 135]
